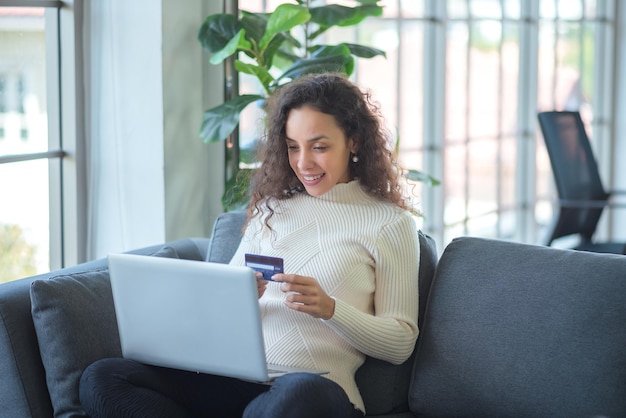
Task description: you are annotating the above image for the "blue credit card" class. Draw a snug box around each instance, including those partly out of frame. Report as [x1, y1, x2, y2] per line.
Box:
[244, 253, 284, 281]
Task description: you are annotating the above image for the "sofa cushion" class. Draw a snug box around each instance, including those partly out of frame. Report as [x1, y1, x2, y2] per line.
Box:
[205, 210, 247, 263]
[409, 237, 626, 418]
[30, 246, 178, 418]
[356, 230, 438, 415]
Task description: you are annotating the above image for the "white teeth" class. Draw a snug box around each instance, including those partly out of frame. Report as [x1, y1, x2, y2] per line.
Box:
[303, 174, 323, 181]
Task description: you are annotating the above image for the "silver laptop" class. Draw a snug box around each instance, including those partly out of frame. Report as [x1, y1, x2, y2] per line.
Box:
[108, 253, 326, 383]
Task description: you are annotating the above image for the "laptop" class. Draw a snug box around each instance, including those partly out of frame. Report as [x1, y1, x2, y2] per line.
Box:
[108, 253, 326, 383]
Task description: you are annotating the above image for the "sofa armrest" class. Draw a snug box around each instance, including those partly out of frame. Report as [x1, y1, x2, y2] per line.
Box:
[0, 277, 54, 418]
[150, 237, 210, 262]
[0, 237, 210, 418]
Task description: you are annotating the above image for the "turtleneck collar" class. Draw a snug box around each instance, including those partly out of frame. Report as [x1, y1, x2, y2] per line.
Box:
[306, 180, 369, 203]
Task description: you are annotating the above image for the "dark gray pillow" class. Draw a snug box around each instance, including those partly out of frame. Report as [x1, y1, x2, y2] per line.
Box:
[30, 246, 178, 418]
[409, 237, 626, 418]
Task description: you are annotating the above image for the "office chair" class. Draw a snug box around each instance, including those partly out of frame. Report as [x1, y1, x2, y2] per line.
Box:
[537, 110, 626, 254]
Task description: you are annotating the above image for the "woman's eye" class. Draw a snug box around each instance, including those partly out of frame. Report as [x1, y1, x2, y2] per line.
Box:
[313, 146, 327, 151]
[287, 145, 298, 151]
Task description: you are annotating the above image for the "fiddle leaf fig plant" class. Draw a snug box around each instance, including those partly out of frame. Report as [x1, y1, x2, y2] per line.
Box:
[197, 0, 386, 145]
[197, 1, 386, 210]
[197, 0, 438, 211]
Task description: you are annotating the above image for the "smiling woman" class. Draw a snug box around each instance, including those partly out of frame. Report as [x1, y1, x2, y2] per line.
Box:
[251, 72, 413, 228]
[79, 71, 421, 418]
[285, 106, 355, 196]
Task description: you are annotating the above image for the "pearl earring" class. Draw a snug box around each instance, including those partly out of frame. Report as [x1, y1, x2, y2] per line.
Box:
[352, 154, 359, 163]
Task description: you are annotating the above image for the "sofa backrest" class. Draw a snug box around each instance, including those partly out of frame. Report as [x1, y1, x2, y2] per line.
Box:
[410, 236, 626, 418]
[356, 230, 438, 415]
[205, 210, 248, 264]
[207, 210, 439, 416]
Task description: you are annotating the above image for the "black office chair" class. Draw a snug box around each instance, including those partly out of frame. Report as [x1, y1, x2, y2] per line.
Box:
[537, 111, 626, 254]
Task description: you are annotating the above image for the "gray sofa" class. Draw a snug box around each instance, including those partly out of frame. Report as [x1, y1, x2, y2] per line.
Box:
[1, 210, 625, 418]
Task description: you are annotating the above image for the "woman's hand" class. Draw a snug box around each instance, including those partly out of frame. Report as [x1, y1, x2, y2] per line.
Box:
[271, 274, 335, 320]
[255, 272, 268, 299]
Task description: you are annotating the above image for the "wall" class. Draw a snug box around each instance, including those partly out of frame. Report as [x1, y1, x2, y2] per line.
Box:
[85, 0, 225, 259]
[86, 0, 167, 257]
[162, 0, 225, 241]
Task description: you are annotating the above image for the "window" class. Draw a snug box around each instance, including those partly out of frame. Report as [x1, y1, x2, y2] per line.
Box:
[236, 0, 617, 250]
[535, 0, 615, 245]
[0, 1, 83, 283]
[0, 75, 6, 113]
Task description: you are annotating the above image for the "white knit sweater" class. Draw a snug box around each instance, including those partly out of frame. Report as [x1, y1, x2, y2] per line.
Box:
[230, 180, 420, 413]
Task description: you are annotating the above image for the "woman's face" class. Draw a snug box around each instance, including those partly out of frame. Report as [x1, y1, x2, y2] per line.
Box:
[285, 105, 355, 197]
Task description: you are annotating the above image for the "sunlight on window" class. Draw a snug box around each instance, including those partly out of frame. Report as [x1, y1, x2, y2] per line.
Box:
[0, 7, 50, 282]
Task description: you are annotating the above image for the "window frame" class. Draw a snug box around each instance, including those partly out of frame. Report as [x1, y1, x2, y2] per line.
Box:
[234, 0, 619, 250]
[0, 0, 85, 271]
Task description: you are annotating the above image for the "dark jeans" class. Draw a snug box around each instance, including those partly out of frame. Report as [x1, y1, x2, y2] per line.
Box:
[79, 358, 364, 418]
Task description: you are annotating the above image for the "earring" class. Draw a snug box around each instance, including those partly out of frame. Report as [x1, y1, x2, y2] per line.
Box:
[352, 154, 359, 163]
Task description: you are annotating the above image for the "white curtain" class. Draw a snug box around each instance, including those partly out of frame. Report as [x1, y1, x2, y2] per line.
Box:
[85, 0, 166, 259]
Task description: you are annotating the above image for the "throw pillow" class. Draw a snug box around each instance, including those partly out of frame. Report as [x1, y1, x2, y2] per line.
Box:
[205, 210, 246, 263]
[30, 246, 178, 418]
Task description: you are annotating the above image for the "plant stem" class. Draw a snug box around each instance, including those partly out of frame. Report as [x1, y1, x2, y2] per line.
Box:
[303, 0, 310, 57]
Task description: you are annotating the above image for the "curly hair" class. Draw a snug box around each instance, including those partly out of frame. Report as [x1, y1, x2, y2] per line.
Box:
[248, 72, 411, 227]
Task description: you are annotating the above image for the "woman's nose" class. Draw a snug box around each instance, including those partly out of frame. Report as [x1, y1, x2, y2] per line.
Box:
[297, 149, 313, 170]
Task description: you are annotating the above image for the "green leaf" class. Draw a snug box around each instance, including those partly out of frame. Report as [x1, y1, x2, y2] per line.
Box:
[240, 140, 261, 165]
[274, 47, 301, 65]
[197, 14, 241, 53]
[222, 168, 254, 211]
[270, 32, 303, 68]
[241, 11, 296, 67]
[311, 43, 351, 56]
[234, 60, 274, 92]
[406, 169, 441, 186]
[240, 11, 267, 45]
[277, 54, 354, 83]
[308, 42, 386, 60]
[318, 44, 355, 75]
[309, 44, 355, 75]
[346, 4, 384, 23]
[354, 0, 384, 5]
[259, 4, 310, 50]
[343, 43, 386, 59]
[310, 4, 383, 27]
[200, 95, 264, 143]
[308, 5, 383, 39]
[209, 29, 251, 65]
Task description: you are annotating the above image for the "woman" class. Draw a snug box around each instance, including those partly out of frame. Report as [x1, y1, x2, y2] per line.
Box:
[80, 73, 420, 418]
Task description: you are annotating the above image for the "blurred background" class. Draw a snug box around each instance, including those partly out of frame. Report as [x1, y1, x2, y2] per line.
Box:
[1, 0, 625, 283]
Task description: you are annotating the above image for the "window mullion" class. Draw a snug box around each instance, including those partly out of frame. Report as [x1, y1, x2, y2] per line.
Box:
[57, 0, 85, 268]
[592, 0, 616, 238]
[422, 0, 446, 251]
[43, 6, 63, 269]
[516, 0, 539, 244]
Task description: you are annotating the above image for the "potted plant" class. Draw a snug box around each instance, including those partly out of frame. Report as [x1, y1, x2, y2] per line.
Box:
[198, 0, 437, 210]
